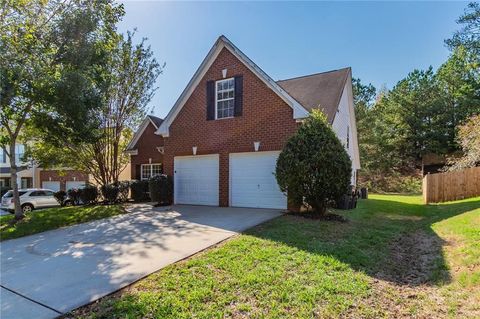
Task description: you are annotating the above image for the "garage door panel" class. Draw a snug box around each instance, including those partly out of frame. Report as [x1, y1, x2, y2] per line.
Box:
[230, 151, 287, 209]
[174, 155, 219, 206]
[66, 181, 86, 191]
[42, 181, 61, 192]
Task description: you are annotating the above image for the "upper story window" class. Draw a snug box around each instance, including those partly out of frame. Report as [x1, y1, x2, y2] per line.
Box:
[15, 144, 25, 162]
[0, 149, 6, 164]
[215, 78, 235, 119]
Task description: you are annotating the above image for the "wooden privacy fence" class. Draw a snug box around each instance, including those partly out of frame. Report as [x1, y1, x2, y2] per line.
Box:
[423, 166, 480, 204]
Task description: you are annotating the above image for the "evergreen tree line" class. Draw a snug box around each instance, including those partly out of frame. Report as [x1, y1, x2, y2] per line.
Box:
[353, 2, 480, 192]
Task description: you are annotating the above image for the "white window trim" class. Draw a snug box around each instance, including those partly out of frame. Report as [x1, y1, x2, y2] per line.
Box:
[215, 77, 235, 120]
[140, 163, 162, 181]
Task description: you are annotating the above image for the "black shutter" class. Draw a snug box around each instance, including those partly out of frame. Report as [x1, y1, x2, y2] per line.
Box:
[135, 165, 141, 180]
[206, 80, 215, 120]
[234, 75, 243, 117]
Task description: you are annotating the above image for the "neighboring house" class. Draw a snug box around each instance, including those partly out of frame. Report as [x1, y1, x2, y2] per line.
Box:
[147, 35, 359, 209]
[0, 145, 88, 192]
[125, 115, 165, 181]
[0, 145, 35, 189]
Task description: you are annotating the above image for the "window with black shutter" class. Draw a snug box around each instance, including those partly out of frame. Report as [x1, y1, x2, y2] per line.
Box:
[207, 76, 244, 120]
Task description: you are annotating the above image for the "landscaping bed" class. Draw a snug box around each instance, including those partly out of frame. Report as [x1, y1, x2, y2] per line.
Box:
[68, 194, 480, 318]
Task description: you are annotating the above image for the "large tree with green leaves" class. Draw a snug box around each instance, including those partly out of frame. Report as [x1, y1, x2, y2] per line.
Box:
[445, 2, 480, 54]
[0, 0, 122, 220]
[29, 31, 163, 187]
[446, 114, 480, 171]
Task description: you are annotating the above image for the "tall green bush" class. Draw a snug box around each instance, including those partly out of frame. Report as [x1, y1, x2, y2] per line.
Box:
[276, 110, 352, 216]
[54, 190, 67, 206]
[101, 183, 119, 204]
[148, 175, 173, 205]
[79, 184, 99, 205]
[130, 180, 149, 202]
[67, 189, 81, 206]
[117, 181, 130, 202]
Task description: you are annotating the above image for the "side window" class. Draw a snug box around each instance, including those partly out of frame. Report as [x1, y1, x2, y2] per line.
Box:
[30, 191, 46, 197]
[44, 191, 54, 196]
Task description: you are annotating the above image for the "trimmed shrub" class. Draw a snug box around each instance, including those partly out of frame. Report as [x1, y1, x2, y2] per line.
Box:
[130, 180, 149, 202]
[67, 188, 81, 205]
[79, 184, 98, 205]
[101, 183, 119, 204]
[54, 190, 67, 205]
[117, 181, 130, 202]
[276, 110, 352, 216]
[148, 175, 173, 205]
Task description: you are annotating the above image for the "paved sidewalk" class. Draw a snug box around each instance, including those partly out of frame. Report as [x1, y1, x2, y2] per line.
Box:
[0, 204, 282, 319]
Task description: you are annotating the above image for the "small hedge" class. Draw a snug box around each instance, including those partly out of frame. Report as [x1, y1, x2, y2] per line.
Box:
[54, 190, 67, 205]
[101, 183, 119, 204]
[117, 181, 130, 202]
[79, 184, 99, 205]
[130, 180, 149, 202]
[67, 188, 82, 205]
[148, 175, 173, 205]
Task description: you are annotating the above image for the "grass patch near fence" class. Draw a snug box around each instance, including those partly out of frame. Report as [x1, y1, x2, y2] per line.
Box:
[0, 205, 126, 241]
[71, 194, 480, 318]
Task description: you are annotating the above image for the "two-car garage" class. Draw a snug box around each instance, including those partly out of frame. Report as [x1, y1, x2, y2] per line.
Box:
[173, 151, 286, 209]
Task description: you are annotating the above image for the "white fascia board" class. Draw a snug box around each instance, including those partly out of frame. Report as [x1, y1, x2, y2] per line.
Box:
[156, 36, 309, 137]
[125, 149, 138, 155]
[345, 72, 361, 169]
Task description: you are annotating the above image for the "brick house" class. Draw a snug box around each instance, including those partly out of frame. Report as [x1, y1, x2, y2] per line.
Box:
[125, 115, 164, 181]
[140, 36, 360, 209]
[0, 145, 88, 192]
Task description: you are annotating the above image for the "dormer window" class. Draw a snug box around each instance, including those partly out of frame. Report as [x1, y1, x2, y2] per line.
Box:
[215, 78, 235, 119]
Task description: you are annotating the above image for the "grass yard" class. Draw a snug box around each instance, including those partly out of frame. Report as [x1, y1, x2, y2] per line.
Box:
[0, 205, 126, 241]
[71, 195, 480, 319]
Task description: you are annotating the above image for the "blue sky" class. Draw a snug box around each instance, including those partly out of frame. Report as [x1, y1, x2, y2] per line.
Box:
[118, 1, 469, 118]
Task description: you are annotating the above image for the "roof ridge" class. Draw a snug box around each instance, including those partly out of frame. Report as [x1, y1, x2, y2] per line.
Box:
[277, 67, 351, 83]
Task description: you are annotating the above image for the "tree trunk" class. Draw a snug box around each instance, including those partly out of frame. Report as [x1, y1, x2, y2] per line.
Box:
[9, 143, 23, 220]
[311, 200, 327, 217]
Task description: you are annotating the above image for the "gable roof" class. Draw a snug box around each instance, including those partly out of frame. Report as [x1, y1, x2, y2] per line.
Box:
[148, 115, 163, 128]
[156, 35, 310, 137]
[277, 68, 351, 124]
[126, 115, 163, 152]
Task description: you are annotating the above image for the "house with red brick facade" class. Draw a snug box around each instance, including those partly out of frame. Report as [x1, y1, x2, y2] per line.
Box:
[125, 115, 165, 181]
[140, 36, 360, 209]
[0, 145, 89, 192]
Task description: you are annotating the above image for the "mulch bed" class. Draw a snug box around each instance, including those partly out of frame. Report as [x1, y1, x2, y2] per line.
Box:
[287, 211, 348, 222]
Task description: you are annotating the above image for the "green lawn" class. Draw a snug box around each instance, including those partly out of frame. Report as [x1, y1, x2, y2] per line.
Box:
[0, 205, 126, 241]
[72, 195, 480, 318]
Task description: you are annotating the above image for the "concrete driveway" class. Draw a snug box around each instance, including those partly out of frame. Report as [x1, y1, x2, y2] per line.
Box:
[0, 204, 282, 319]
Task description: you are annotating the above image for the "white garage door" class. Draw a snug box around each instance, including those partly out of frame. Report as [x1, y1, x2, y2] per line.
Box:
[66, 181, 86, 191]
[230, 151, 287, 209]
[42, 181, 60, 192]
[174, 154, 219, 206]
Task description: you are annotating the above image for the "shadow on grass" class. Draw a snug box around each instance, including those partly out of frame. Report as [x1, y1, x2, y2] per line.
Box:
[246, 195, 480, 287]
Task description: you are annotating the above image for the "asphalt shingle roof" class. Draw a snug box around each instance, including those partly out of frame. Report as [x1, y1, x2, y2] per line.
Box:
[277, 67, 351, 123]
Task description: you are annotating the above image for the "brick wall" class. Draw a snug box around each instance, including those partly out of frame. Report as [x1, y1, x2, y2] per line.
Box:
[163, 48, 300, 206]
[39, 170, 89, 191]
[130, 122, 164, 180]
